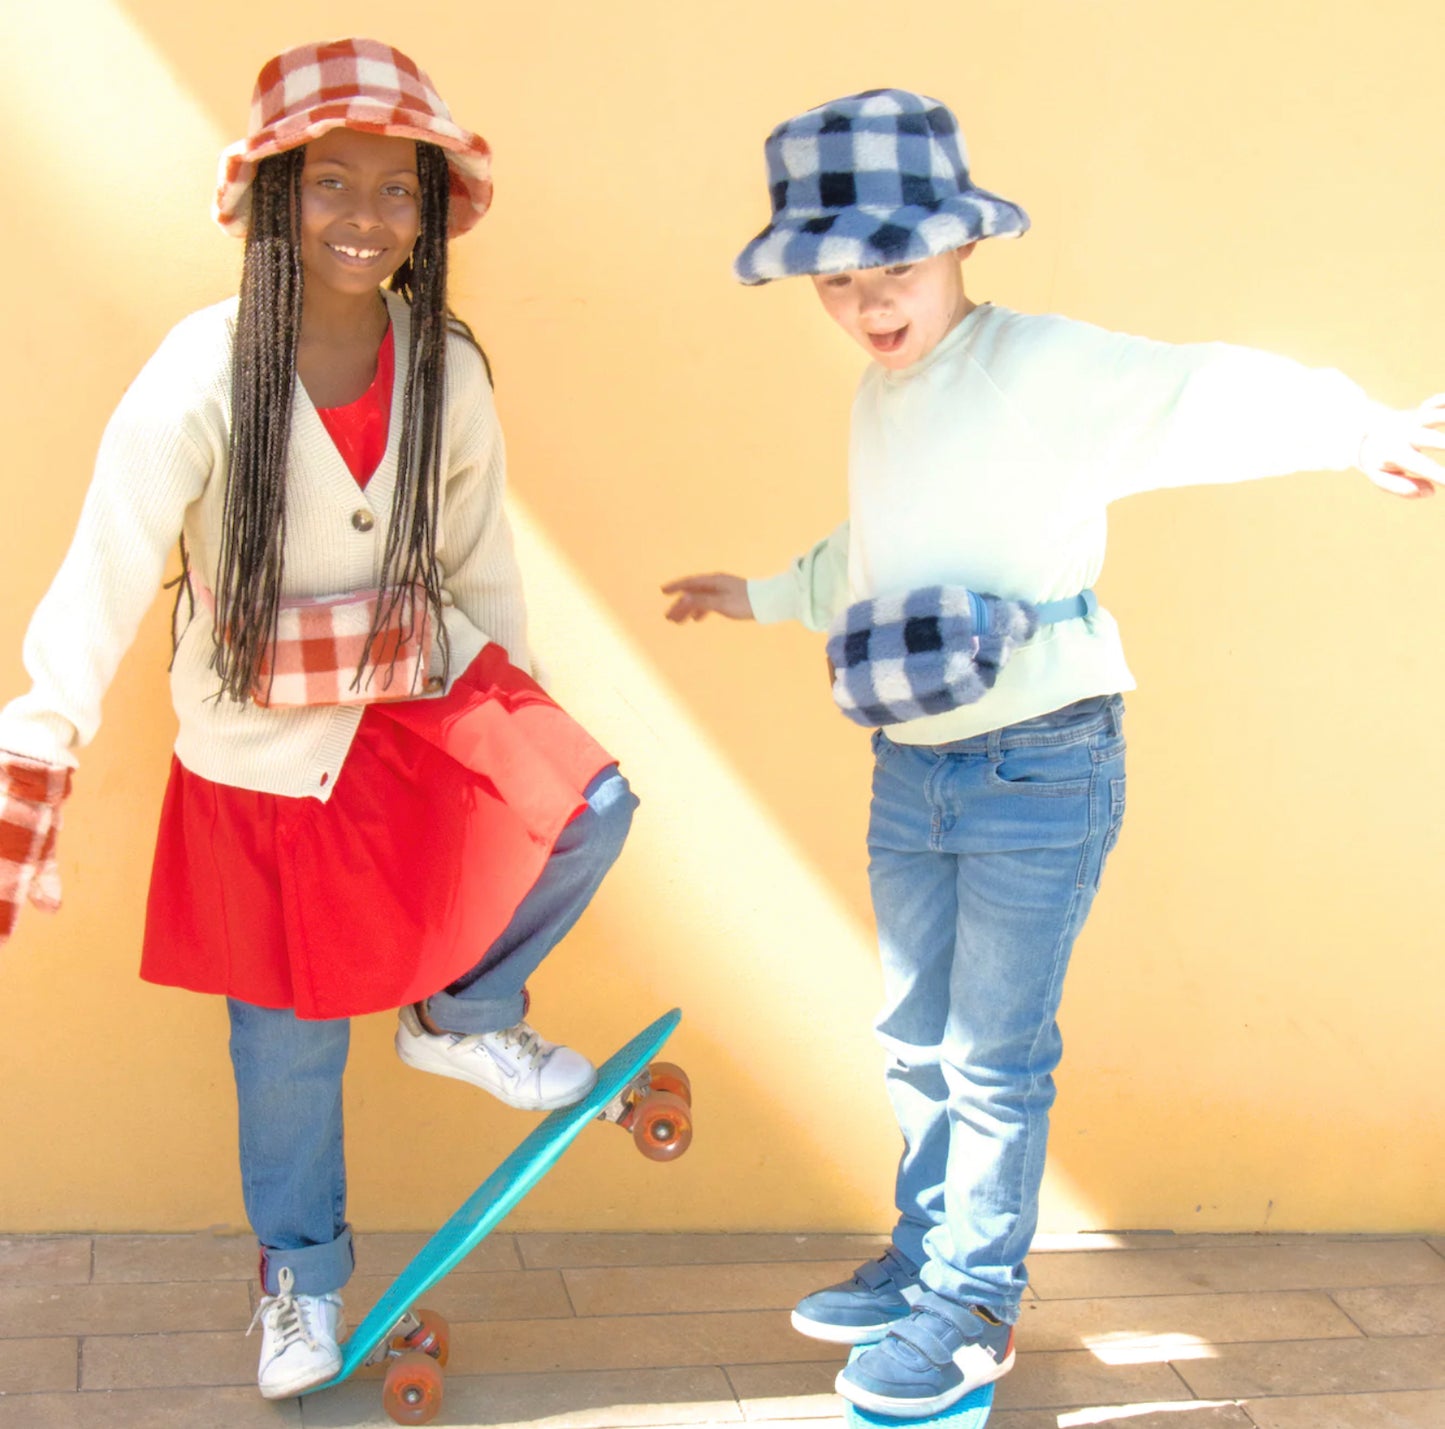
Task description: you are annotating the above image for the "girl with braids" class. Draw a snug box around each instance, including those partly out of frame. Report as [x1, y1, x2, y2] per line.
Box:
[0, 39, 635, 1399]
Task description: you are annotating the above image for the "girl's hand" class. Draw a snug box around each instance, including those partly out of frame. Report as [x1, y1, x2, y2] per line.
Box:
[1358, 395, 1445, 498]
[661, 573, 754, 623]
[0, 752, 71, 945]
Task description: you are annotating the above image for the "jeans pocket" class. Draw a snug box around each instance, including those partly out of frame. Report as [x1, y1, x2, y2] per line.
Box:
[987, 739, 1093, 796]
[871, 728, 902, 767]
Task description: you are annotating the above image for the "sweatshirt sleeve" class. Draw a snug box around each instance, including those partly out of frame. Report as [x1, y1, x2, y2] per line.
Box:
[435, 338, 531, 673]
[746, 521, 851, 631]
[1002, 315, 1392, 503]
[0, 318, 221, 767]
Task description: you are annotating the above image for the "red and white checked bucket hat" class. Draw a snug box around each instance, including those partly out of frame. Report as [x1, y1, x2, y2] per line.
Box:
[213, 38, 492, 239]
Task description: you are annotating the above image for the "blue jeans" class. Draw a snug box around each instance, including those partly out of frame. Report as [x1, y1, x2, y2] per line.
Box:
[868, 696, 1126, 1323]
[228, 766, 637, 1295]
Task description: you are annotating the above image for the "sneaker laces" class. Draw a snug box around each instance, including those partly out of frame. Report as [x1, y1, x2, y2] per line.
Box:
[486, 1019, 549, 1067]
[248, 1266, 324, 1354]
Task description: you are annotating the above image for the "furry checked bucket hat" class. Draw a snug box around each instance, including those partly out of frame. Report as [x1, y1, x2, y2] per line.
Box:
[734, 88, 1027, 284]
[213, 38, 493, 239]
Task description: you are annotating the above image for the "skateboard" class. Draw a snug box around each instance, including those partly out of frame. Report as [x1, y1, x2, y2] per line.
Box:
[303, 1008, 690, 1425]
[842, 1346, 994, 1429]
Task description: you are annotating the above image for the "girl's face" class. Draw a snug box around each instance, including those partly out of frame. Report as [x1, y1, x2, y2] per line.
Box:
[299, 128, 422, 301]
[810, 245, 977, 371]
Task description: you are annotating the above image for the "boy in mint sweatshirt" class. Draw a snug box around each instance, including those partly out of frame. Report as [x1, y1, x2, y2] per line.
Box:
[663, 88, 1441, 1417]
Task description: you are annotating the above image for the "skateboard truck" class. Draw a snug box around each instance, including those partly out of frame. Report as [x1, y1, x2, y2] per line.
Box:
[598, 1060, 693, 1160]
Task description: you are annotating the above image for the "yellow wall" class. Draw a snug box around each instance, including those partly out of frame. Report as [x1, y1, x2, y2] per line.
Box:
[1, 0, 1441, 1238]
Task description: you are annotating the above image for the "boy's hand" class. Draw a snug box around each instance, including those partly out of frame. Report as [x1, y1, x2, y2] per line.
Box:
[1358, 395, 1445, 498]
[661, 573, 754, 623]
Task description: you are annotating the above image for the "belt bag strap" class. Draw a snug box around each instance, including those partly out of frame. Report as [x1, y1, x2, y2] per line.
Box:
[1032, 588, 1098, 626]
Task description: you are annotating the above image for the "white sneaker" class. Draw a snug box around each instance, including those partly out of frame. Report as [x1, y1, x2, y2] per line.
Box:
[396, 1003, 598, 1110]
[248, 1266, 344, 1400]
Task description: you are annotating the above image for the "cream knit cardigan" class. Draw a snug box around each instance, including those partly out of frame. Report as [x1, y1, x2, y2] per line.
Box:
[0, 290, 528, 802]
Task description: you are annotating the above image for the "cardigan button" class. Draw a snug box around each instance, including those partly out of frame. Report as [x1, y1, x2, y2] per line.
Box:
[351, 509, 375, 532]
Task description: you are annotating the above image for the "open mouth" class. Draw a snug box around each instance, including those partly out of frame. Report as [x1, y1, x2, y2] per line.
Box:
[326, 243, 385, 266]
[867, 326, 908, 354]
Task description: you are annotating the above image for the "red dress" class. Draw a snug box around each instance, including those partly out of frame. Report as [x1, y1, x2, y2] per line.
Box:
[140, 331, 613, 1019]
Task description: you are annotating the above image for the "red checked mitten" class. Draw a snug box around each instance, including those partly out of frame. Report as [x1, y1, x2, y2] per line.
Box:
[0, 752, 73, 944]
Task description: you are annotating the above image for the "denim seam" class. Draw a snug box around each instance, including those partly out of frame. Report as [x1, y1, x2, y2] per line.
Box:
[1073, 762, 1100, 891]
[923, 754, 948, 851]
[1011, 833, 1090, 1307]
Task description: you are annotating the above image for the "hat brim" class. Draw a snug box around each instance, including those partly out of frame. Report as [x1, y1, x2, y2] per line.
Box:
[213, 105, 493, 240]
[733, 187, 1028, 286]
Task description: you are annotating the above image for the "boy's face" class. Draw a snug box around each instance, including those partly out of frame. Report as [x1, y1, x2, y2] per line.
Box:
[810, 245, 976, 371]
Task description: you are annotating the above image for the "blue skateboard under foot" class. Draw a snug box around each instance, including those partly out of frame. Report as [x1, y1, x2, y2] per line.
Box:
[841, 1345, 994, 1429]
[305, 1008, 682, 1396]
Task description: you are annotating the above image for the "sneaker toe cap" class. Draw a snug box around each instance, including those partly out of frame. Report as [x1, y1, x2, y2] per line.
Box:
[540, 1047, 597, 1102]
[842, 1338, 955, 1399]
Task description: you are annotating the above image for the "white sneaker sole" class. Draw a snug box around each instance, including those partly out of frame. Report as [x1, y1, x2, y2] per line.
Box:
[395, 1033, 597, 1111]
[834, 1350, 1014, 1417]
[789, 1308, 898, 1344]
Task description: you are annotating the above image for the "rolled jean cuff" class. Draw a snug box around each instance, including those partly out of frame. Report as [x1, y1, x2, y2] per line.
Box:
[260, 1223, 355, 1296]
[426, 986, 525, 1034]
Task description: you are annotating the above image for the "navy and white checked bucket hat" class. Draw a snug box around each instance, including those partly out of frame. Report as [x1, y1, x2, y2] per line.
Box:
[734, 89, 1028, 285]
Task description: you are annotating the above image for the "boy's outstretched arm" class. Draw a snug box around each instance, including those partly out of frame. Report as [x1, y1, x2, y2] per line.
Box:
[661, 574, 754, 623]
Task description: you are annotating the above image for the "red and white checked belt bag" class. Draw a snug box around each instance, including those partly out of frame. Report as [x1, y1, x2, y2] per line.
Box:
[199, 583, 436, 709]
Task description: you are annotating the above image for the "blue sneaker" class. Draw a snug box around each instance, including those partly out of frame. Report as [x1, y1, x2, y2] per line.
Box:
[790, 1247, 923, 1344]
[835, 1295, 1016, 1417]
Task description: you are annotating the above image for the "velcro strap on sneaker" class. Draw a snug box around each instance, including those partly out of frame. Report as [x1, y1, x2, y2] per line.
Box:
[855, 1259, 895, 1291]
[890, 1311, 961, 1367]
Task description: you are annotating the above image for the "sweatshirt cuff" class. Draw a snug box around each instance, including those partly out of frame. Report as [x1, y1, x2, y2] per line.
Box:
[746, 573, 804, 626]
[0, 708, 80, 770]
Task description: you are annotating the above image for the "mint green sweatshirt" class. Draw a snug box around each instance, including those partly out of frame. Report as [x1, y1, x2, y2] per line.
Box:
[746, 303, 1388, 744]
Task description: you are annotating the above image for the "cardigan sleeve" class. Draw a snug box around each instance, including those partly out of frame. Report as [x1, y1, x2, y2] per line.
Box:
[747, 521, 851, 631]
[0, 315, 222, 767]
[434, 337, 532, 674]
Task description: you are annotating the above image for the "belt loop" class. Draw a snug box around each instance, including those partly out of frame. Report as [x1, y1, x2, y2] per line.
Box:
[987, 726, 1003, 759]
[1107, 695, 1123, 737]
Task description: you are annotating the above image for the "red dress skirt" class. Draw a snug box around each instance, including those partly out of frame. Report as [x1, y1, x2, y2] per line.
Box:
[139, 333, 614, 1019]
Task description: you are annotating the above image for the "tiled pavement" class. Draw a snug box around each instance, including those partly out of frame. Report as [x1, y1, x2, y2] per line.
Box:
[0, 1230, 1442, 1427]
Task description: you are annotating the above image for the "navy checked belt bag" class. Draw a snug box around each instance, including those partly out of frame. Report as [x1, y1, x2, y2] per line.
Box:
[824, 587, 1097, 727]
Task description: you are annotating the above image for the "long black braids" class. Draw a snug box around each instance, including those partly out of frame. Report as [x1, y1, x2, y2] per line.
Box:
[362, 138, 454, 688]
[198, 138, 486, 702]
[208, 146, 305, 702]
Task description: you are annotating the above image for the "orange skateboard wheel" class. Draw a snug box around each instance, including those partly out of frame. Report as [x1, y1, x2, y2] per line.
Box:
[632, 1089, 692, 1161]
[382, 1350, 444, 1425]
[646, 1061, 692, 1104]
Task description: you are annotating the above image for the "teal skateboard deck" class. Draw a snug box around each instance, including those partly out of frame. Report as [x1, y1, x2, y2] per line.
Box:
[842, 1346, 994, 1429]
[304, 1008, 688, 1424]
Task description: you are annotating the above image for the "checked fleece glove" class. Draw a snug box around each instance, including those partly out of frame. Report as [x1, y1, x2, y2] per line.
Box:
[0, 753, 71, 944]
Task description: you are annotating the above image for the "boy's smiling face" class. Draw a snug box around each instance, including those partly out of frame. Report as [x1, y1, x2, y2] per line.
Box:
[810, 244, 977, 371]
